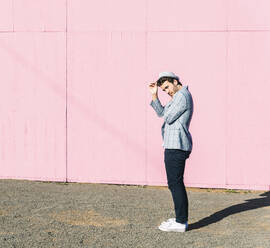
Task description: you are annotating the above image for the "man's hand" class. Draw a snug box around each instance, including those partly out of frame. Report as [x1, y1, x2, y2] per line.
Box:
[148, 82, 158, 95]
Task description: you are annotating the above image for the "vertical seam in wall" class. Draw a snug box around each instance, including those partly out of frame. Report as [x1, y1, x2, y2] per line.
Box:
[145, 0, 148, 185]
[12, 0, 14, 32]
[65, 0, 68, 182]
[225, 0, 229, 188]
[225, 33, 229, 187]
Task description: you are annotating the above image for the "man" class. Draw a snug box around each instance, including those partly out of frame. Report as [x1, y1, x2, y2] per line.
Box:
[149, 71, 193, 232]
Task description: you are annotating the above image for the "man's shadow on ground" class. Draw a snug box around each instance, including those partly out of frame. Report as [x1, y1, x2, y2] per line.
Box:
[188, 191, 270, 231]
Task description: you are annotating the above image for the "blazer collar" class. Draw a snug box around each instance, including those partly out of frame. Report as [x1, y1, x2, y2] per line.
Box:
[172, 85, 188, 99]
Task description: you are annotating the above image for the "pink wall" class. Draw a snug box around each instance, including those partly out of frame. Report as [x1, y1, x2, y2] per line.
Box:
[0, 0, 269, 191]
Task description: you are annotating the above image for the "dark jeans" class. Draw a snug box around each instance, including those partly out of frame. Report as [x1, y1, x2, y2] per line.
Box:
[164, 148, 191, 224]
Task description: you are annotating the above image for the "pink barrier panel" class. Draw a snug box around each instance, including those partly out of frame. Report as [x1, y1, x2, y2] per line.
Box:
[226, 32, 270, 190]
[147, 0, 227, 31]
[67, 32, 147, 184]
[0, 32, 66, 180]
[0, 0, 13, 31]
[146, 32, 227, 187]
[0, 0, 269, 190]
[13, 0, 66, 31]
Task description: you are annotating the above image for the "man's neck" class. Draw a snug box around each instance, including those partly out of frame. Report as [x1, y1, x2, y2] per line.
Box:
[176, 85, 183, 92]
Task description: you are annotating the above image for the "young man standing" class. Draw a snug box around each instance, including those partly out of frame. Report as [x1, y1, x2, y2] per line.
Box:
[149, 71, 193, 232]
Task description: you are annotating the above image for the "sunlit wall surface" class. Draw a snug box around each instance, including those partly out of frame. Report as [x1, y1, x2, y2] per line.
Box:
[0, 0, 269, 190]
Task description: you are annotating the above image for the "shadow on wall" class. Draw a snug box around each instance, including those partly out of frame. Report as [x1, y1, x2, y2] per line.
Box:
[189, 191, 270, 231]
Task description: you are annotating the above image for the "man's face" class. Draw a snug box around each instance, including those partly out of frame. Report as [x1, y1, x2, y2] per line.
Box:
[160, 80, 179, 97]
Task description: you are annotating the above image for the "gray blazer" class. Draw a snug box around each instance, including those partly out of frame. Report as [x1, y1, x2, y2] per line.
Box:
[150, 85, 193, 151]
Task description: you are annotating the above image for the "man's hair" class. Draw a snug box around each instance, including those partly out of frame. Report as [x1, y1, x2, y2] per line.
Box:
[157, 76, 182, 87]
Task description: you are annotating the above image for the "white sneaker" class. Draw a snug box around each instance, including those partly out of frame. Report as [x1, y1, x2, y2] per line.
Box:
[160, 218, 176, 227]
[158, 221, 188, 232]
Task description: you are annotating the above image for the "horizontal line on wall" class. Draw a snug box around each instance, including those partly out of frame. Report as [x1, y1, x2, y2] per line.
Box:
[149, 29, 270, 32]
[0, 31, 66, 33]
[1, 30, 270, 33]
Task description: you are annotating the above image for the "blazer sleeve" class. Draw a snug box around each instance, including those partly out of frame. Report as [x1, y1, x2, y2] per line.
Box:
[163, 94, 187, 125]
[150, 98, 165, 117]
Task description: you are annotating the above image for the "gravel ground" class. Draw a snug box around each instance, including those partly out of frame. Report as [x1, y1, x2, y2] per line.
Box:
[0, 179, 269, 248]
